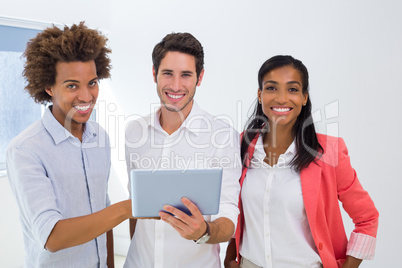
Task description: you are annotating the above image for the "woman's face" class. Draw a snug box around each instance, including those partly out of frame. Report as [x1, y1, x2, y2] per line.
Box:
[258, 65, 308, 129]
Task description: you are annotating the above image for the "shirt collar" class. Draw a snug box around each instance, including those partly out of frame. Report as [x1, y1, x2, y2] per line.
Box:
[150, 101, 204, 136]
[42, 106, 97, 145]
[42, 106, 74, 145]
[253, 135, 297, 167]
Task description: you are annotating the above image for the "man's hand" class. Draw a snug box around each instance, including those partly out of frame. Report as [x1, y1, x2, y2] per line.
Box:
[159, 197, 206, 241]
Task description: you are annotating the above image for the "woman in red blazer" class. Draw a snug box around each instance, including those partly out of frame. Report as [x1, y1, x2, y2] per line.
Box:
[224, 55, 378, 268]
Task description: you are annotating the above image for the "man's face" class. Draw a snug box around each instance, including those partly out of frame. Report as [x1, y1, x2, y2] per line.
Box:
[45, 61, 99, 131]
[153, 51, 204, 116]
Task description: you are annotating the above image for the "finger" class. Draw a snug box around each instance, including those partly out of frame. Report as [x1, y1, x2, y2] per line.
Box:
[181, 197, 203, 219]
[163, 204, 192, 223]
[159, 212, 184, 235]
[159, 211, 193, 238]
[180, 198, 207, 233]
[159, 211, 187, 232]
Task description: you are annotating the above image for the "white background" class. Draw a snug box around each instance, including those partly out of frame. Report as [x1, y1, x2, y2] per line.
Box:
[1, 0, 401, 267]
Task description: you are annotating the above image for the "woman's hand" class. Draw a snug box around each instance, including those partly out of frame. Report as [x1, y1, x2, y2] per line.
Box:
[224, 260, 240, 268]
[224, 238, 240, 267]
[342, 256, 362, 268]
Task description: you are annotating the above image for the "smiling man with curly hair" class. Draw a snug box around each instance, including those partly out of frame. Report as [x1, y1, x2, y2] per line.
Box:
[7, 22, 133, 268]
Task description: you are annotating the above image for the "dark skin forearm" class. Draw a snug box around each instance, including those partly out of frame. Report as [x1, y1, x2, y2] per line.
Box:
[129, 218, 137, 239]
[45, 200, 132, 252]
[224, 238, 240, 268]
[106, 230, 114, 268]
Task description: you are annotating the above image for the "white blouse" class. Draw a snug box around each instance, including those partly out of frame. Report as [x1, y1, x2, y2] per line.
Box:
[240, 136, 322, 268]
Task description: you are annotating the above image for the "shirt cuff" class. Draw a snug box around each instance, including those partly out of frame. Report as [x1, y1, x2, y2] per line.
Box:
[211, 203, 239, 233]
[346, 232, 377, 260]
[37, 214, 61, 249]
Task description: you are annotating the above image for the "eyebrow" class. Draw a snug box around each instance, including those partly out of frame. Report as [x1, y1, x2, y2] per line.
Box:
[182, 71, 193, 75]
[263, 80, 301, 86]
[160, 69, 173, 73]
[63, 79, 79, 84]
[160, 69, 194, 74]
[62, 77, 98, 84]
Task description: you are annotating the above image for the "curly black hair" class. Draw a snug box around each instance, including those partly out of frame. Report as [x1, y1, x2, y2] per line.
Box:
[23, 21, 112, 104]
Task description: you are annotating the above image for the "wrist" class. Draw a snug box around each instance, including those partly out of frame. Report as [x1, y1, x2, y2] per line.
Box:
[118, 200, 133, 219]
[194, 220, 211, 244]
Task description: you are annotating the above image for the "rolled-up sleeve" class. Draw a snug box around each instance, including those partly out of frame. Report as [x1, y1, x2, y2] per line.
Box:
[7, 146, 62, 248]
[346, 232, 376, 259]
[335, 138, 379, 258]
[210, 130, 241, 231]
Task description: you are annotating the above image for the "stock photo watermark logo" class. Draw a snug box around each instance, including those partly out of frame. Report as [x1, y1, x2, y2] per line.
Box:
[129, 152, 240, 172]
[60, 99, 341, 168]
[308, 100, 340, 167]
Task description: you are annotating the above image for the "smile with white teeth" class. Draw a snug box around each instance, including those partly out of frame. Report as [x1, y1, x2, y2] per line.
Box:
[272, 107, 291, 112]
[74, 104, 91, 111]
[167, 93, 184, 99]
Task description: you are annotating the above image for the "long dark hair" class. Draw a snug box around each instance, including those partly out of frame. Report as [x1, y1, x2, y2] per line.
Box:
[241, 55, 323, 171]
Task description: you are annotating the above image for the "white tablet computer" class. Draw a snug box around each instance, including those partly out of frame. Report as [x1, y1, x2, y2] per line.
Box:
[130, 168, 223, 217]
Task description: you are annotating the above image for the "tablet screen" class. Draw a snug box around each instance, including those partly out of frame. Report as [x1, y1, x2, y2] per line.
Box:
[130, 168, 223, 217]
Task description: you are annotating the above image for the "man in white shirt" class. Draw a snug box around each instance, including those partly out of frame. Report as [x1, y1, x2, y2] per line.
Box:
[124, 32, 241, 267]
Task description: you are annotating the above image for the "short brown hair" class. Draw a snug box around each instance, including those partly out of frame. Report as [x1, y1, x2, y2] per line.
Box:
[23, 21, 112, 104]
[152, 32, 204, 79]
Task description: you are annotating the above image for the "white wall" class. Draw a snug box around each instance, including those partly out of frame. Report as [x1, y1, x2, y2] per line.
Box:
[1, 0, 401, 267]
[0, 0, 111, 30]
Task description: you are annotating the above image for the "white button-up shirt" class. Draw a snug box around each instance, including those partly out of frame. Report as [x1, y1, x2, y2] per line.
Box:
[240, 136, 322, 268]
[124, 102, 241, 268]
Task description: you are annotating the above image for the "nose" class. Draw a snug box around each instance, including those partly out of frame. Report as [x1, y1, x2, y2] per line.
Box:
[275, 89, 288, 103]
[77, 86, 93, 102]
[171, 76, 182, 92]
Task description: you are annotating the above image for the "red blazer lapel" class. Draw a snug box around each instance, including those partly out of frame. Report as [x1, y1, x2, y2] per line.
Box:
[300, 162, 322, 235]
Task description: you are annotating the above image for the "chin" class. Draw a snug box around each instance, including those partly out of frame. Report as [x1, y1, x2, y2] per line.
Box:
[73, 116, 91, 124]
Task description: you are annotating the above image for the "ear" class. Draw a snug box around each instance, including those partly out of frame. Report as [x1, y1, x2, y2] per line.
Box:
[196, 69, 205, 87]
[303, 92, 309, 106]
[152, 65, 157, 83]
[257, 88, 262, 104]
[45, 87, 53, 97]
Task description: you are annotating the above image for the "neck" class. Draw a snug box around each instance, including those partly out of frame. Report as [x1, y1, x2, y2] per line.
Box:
[263, 123, 294, 149]
[70, 125, 84, 142]
[50, 106, 84, 142]
[262, 123, 294, 166]
[159, 101, 193, 135]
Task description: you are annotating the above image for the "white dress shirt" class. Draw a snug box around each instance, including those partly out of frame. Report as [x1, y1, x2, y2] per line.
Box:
[124, 102, 241, 268]
[240, 136, 322, 268]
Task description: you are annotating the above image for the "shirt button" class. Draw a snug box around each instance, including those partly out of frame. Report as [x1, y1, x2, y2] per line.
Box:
[318, 243, 323, 250]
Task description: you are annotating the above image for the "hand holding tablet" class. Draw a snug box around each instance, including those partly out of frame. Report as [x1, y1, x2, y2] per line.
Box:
[130, 168, 223, 218]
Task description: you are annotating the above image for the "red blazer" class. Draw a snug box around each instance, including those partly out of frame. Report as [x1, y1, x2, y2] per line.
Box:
[235, 133, 379, 268]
